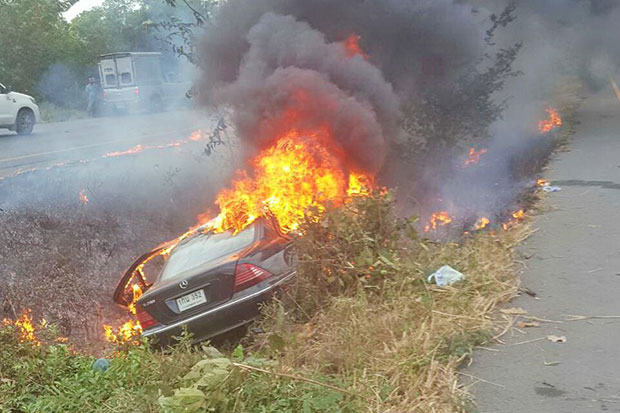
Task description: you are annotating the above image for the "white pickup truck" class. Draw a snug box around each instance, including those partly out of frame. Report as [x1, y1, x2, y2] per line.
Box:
[0, 82, 40, 135]
[98, 52, 191, 113]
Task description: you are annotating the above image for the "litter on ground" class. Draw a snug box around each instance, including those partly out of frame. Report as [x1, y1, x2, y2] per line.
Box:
[427, 265, 465, 286]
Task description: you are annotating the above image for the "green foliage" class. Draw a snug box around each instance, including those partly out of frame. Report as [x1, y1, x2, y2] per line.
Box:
[0, 318, 359, 412]
[0, 0, 83, 97]
[159, 346, 360, 412]
[71, 0, 154, 66]
[291, 190, 418, 316]
[149, 0, 217, 64]
[0, 323, 203, 412]
[0, 0, 211, 107]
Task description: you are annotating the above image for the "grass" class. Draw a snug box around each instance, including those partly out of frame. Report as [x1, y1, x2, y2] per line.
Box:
[0, 81, 581, 412]
[247, 193, 531, 412]
[39, 102, 87, 123]
[0, 193, 530, 412]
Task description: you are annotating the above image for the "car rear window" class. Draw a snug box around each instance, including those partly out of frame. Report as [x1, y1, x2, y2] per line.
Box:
[120, 72, 132, 84]
[158, 226, 256, 281]
[105, 74, 117, 85]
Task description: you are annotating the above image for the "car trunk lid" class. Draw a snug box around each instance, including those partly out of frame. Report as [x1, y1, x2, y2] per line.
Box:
[134, 226, 259, 326]
[138, 255, 239, 326]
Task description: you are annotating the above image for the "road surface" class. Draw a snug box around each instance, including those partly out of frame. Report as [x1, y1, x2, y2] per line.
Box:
[464, 89, 620, 411]
[0, 110, 211, 178]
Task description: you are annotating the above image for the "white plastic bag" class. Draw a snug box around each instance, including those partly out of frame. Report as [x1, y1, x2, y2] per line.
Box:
[427, 265, 465, 286]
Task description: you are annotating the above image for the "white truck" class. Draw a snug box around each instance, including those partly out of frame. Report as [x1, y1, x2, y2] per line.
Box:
[0, 82, 40, 135]
[98, 52, 190, 113]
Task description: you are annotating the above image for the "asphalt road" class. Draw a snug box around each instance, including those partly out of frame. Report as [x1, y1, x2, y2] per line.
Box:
[464, 90, 620, 411]
[0, 109, 212, 178]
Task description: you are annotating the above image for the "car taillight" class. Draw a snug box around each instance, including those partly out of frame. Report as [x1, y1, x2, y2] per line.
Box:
[234, 264, 272, 293]
[136, 305, 158, 330]
[103, 91, 107, 98]
[134, 87, 139, 95]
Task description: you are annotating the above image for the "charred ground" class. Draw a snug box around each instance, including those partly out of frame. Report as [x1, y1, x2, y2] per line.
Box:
[0, 143, 236, 350]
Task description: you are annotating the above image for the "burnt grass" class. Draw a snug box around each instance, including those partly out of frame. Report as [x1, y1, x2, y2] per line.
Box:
[0, 148, 233, 352]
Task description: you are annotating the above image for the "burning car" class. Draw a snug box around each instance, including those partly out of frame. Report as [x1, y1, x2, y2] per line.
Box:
[113, 218, 296, 346]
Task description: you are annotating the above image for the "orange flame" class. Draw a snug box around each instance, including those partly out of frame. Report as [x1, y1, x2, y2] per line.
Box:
[127, 283, 143, 315]
[103, 130, 204, 158]
[344, 34, 369, 59]
[538, 108, 562, 133]
[104, 144, 144, 157]
[464, 147, 487, 166]
[79, 189, 89, 205]
[207, 129, 372, 234]
[104, 282, 144, 345]
[537, 178, 549, 187]
[424, 211, 453, 232]
[103, 320, 142, 345]
[473, 217, 490, 230]
[502, 209, 525, 230]
[7, 130, 205, 181]
[189, 130, 203, 142]
[512, 209, 525, 220]
[2, 309, 40, 345]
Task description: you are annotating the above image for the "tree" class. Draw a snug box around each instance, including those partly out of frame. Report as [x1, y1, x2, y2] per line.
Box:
[148, 0, 217, 65]
[0, 0, 81, 96]
[71, 0, 154, 66]
[400, 3, 521, 155]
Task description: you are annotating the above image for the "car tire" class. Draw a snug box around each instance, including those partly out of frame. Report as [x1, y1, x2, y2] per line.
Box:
[15, 108, 35, 135]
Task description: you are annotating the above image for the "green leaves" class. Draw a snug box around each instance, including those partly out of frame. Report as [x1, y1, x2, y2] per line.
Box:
[291, 190, 418, 316]
[159, 387, 207, 412]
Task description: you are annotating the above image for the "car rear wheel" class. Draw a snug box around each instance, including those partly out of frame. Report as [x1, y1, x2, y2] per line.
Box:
[15, 109, 35, 135]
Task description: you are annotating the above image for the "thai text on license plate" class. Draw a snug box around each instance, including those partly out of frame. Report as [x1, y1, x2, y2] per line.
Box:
[177, 289, 207, 312]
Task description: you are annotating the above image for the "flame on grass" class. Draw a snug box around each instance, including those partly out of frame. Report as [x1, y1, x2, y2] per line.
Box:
[103, 321, 142, 345]
[537, 178, 549, 187]
[104, 283, 144, 345]
[2, 309, 40, 345]
[502, 209, 526, 230]
[473, 217, 490, 231]
[538, 108, 562, 133]
[2, 130, 205, 182]
[103, 130, 203, 158]
[464, 147, 487, 166]
[424, 211, 453, 233]
[79, 189, 89, 205]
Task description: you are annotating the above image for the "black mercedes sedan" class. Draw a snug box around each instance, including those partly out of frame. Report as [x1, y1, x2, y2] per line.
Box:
[113, 218, 296, 346]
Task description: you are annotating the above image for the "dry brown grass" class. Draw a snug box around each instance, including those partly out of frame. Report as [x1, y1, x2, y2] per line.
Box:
[252, 196, 533, 412]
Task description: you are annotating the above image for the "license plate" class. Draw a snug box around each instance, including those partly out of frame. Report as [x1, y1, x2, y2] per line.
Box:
[176, 289, 207, 312]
